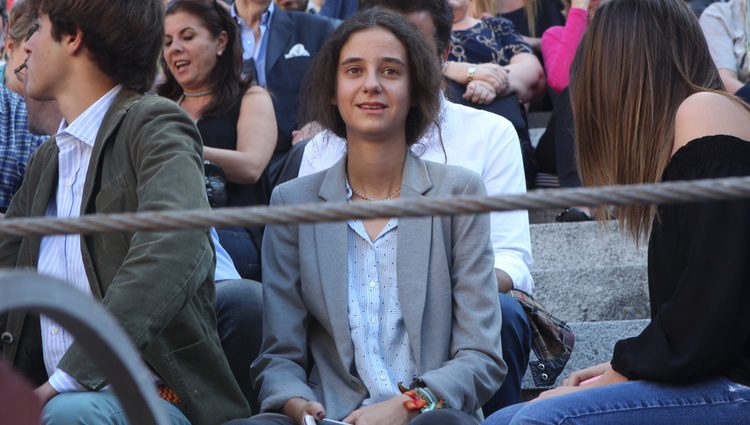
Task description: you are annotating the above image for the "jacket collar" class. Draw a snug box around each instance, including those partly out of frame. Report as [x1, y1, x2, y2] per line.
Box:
[80, 89, 143, 213]
[265, 7, 293, 75]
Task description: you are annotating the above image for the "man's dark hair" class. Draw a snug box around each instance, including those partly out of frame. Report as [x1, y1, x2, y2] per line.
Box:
[27, 0, 164, 93]
[358, 0, 452, 57]
[302, 7, 441, 146]
[157, 0, 250, 118]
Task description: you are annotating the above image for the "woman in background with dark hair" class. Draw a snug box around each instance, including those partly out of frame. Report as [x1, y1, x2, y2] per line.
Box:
[484, 0, 750, 423]
[159, 0, 276, 279]
[227, 7, 505, 425]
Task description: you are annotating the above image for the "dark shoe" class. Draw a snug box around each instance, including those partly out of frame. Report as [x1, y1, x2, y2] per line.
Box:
[555, 207, 594, 222]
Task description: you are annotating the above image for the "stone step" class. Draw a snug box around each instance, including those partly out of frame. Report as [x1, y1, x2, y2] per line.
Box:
[531, 265, 649, 322]
[530, 221, 646, 272]
[522, 319, 650, 390]
[529, 208, 563, 224]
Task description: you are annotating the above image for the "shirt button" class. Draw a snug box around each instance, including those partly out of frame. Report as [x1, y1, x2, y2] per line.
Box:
[65, 179, 72, 187]
[52, 327, 60, 335]
[380, 374, 387, 381]
[369, 281, 376, 288]
[370, 318, 377, 324]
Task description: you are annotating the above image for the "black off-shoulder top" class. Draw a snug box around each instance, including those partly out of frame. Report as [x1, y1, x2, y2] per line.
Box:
[611, 135, 750, 386]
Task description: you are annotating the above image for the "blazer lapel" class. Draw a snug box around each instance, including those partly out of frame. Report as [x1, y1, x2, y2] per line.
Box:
[27, 145, 60, 266]
[78, 89, 140, 299]
[80, 89, 140, 213]
[397, 154, 433, 369]
[265, 9, 293, 76]
[315, 157, 356, 373]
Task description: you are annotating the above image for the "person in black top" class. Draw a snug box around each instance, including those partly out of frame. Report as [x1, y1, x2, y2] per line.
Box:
[158, 1, 274, 409]
[495, 0, 563, 51]
[484, 0, 750, 423]
[159, 0, 277, 280]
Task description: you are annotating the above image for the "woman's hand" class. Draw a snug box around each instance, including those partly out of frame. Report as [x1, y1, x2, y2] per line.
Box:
[473, 63, 510, 93]
[464, 80, 497, 104]
[443, 62, 508, 93]
[535, 362, 629, 402]
[562, 362, 611, 386]
[342, 394, 417, 425]
[282, 397, 327, 425]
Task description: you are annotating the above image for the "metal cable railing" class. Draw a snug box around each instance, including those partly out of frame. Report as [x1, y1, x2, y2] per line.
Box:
[0, 176, 749, 237]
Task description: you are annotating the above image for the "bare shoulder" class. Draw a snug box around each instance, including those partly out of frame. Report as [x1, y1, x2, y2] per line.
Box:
[242, 84, 272, 101]
[674, 92, 750, 153]
[239, 85, 274, 115]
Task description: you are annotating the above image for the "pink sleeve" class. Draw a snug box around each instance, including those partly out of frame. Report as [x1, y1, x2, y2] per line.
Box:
[541, 8, 588, 93]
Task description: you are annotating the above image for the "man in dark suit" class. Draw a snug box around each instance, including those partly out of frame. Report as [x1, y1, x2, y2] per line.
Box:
[231, 0, 336, 161]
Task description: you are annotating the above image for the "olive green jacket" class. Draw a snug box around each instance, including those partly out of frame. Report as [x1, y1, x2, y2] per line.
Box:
[0, 89, 250, 424]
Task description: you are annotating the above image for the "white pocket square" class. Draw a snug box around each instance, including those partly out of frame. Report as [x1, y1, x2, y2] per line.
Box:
[284, 43, 311, 59]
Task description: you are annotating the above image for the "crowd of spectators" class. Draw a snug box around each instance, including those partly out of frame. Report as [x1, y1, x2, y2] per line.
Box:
[0, 0, 748, 424]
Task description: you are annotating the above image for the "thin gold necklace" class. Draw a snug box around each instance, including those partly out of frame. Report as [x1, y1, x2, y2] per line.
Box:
[350, 184, 401, 201]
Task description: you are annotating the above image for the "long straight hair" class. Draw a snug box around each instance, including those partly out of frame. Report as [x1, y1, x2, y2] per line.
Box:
[523, 0, 538, 37]
[471, 0, 495, 17]
[570, 0, 731, 241]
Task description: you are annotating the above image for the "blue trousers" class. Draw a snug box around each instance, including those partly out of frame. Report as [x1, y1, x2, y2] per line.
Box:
[215, 284, 531, 415]
[215, 279, 264, 413]
[482, 293, 532, 416]
[483, 376, 750, 425]
[42, 391, 189, 425]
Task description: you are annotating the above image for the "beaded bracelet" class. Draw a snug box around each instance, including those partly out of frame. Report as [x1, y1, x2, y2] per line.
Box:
[398, 382, 447, 413]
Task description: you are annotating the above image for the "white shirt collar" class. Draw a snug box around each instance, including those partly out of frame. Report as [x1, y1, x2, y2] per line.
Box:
[231, 2, 275, 28]
[56, 84, 123, 147]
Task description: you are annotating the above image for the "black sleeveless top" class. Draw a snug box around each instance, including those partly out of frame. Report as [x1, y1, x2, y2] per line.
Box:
[197, 98, 268, 207]
[611, 135, 750, 386]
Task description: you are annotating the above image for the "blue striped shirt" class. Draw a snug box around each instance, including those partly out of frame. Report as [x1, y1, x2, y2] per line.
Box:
[231, 1, 274, 86]
[345, 184, 418, 405]
[37, 85, 123, 393]
[0, 84, 48, 212]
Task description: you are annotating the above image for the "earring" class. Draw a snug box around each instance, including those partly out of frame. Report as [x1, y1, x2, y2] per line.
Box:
[217, 50, 223, 56]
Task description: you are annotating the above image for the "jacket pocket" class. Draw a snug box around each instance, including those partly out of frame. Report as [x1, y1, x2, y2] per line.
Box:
[94, 175, 127, 212]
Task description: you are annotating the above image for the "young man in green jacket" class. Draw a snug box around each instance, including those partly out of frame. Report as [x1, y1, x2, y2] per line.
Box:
[0, 0, 250, 423]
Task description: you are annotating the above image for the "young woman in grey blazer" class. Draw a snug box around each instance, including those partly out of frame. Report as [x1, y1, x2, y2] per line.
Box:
[227, 8, 506, 425]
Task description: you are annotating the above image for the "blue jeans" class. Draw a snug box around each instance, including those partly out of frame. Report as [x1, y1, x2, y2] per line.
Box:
[483, 376, 750, 425]
[215, 279, 264, 413]
[482, 293, 532, 416]
[216, 227, 261, 281]
[43, 391, 189, 425]
[214, 286, 530, 416]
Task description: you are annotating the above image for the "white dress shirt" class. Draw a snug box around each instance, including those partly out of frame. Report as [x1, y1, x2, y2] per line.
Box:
[37, 85, 122, 392]
[345, 184, 418, 405]
[299, 98, 535, 293]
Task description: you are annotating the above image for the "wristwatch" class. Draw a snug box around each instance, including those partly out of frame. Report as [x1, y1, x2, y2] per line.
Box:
[467, 66, 477, 82]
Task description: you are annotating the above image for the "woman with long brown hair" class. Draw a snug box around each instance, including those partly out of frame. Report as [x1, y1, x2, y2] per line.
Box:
[483, 0, 750, 423]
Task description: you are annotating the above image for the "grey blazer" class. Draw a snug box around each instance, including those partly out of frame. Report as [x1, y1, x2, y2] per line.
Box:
[253, 153, 506, 422]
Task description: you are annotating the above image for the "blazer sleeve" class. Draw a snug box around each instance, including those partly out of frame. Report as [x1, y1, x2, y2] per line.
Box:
[252, 186, 318, 412]
[57, 97, 215, 389]
[419, 173, 507, 412]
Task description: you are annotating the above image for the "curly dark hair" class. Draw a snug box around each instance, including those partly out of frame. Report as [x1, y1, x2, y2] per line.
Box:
[157, 0, 251, 118]
[27, 0, 164, 93]
[358, 0, 452, 57]
[302, 7, 442, 146]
